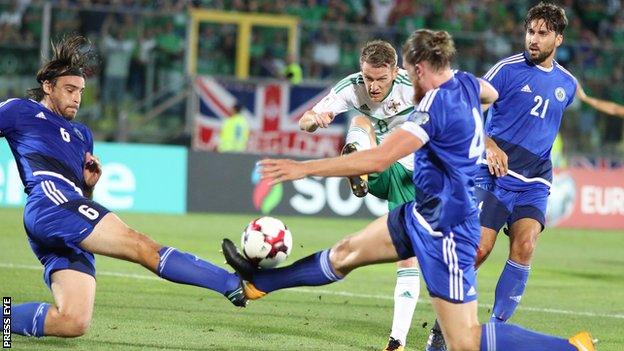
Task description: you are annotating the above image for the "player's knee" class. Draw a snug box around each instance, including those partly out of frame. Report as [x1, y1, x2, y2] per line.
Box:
[476, 243, 493, 266]
[396, 256, 416, 268]
[57, 312, 91, 337]
[329, 235, 358, 275]
[511, 238, 536, 263]
[350, 115, 373, 131]
[128, 229, 162, 266]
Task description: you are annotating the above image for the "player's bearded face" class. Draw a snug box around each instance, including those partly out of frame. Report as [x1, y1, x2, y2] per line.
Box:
[402, 59, 425, 102]
[46, 75, 85, 120]
[525, 19, 562, 65]
[361, 62, 398, 102]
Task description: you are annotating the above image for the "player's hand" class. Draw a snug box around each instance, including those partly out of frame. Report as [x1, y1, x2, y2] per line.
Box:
[258, 159, 307, 184]
[83, 152, 102, 188]
[301, 112, 334, 132]
[314, 112, 335, 128]
[485, 138, 508, 177]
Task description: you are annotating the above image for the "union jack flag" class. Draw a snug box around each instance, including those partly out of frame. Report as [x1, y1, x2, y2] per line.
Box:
[194, 77, 347, 157]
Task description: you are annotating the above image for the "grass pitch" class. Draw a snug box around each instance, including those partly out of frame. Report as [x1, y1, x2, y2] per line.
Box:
[1, 208, 623, 350]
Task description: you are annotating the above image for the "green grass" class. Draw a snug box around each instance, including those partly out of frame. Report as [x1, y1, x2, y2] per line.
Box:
[1, 207, 623, 350]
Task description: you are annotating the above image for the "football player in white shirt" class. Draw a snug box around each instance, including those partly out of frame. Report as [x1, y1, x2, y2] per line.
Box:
[298, 40, 418, 351]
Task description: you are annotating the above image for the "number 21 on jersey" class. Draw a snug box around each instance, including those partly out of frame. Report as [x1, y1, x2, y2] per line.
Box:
[530, 95, 549, 119]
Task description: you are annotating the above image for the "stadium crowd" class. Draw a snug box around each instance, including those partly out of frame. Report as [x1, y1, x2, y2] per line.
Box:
[0, 0, 622, 154]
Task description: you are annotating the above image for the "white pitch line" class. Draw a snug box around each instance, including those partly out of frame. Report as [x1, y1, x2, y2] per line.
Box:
[2, 262, 624, 320]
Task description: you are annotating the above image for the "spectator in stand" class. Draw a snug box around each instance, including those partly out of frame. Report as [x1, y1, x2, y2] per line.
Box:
[218, 103, 250, 153]
[282, 53, 302, 84]
[100, 15, 136, 121]
[312, 29, 340, 78]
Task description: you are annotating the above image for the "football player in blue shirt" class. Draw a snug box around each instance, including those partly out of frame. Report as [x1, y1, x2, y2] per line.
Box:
[478, 0, 578, 324]
[427, 3, 581, 350]
[222, 29, 595, 351]
[2, 35, 246, 339]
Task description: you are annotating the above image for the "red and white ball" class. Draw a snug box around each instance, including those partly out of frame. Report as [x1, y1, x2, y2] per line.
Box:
[241, 216, 293, 269]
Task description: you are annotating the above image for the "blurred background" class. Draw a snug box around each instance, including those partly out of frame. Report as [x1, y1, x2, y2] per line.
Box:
[0, 0, 623, 166]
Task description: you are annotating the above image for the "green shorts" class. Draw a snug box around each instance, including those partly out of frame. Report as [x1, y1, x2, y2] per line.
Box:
[368, 162, 415, 210]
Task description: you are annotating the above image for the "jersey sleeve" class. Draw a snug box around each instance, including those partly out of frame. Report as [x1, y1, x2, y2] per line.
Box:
[482, 62, 507, 97]
[565, 77, 578, 108]
[0, 98, 21, 137]
[401, 111, 432, 144]
[311, 87, 352, 115]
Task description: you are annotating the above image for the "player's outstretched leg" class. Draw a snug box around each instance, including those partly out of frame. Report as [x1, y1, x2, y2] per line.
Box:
[432, 298, 595, 351]
[156, 246, 248, 307]
[222, 238, 342, 300]
[223, 215, 400, 301]
[79, 213, 247, 307]
[479, 323, 596, 351]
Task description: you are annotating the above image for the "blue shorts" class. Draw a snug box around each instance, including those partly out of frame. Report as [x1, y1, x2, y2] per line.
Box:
[23, 180, 110, 288]
[475, 175, 549, 233]
[387, 202, 479, 303]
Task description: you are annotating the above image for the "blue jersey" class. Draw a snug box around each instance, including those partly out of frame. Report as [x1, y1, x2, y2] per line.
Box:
[0, 98, 93, 195]
[400, 71, 484, 229]
[483, 52, 577, 190]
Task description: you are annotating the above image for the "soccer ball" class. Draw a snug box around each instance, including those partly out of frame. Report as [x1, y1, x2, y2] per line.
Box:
[241, 216, 293, 269]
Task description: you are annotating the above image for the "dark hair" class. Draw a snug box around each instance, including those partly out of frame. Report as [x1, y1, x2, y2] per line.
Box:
[401, 29, 456, 71]
[27, 34, 96, 101]
[360, 40, 397, 68]
[525, 2, 568, 35]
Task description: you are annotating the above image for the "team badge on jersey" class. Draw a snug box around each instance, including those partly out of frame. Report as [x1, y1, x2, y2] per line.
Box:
[387, 98, 400, 113]
[73, 127, 85, 141]
[555, 87, 566, 102]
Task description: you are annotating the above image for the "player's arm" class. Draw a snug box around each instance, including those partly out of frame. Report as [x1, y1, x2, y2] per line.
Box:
[476, 78, 507, 176]
[301, 87, 351, 133]
[478, 78, 498, 112]
[260, 128, 423, 183]
[576, 82, 624, 118]
[298, 110, 335, 133]
[484, 137, 508, 177]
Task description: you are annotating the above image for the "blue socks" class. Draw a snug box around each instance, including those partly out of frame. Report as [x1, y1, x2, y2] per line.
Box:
[491, 259, 530, 323]
[157, 247, 239, 295]
[480, 323, 576, 350]
[12, 302, 50, 337]
[251, 249, 342, 293]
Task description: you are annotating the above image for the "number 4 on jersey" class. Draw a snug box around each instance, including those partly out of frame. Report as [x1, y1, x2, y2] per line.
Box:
[469, 107, 484, 163]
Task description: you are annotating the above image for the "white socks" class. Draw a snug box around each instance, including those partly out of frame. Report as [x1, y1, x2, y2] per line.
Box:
[346, 126, 373, 150]
[390, 268, 420, 346]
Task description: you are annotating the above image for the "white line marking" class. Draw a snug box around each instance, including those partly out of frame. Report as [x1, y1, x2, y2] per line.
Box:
[2, 262, 623, 320]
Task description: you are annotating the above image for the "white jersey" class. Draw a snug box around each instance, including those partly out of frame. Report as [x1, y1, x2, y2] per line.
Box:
[312, 69, 415, 170]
